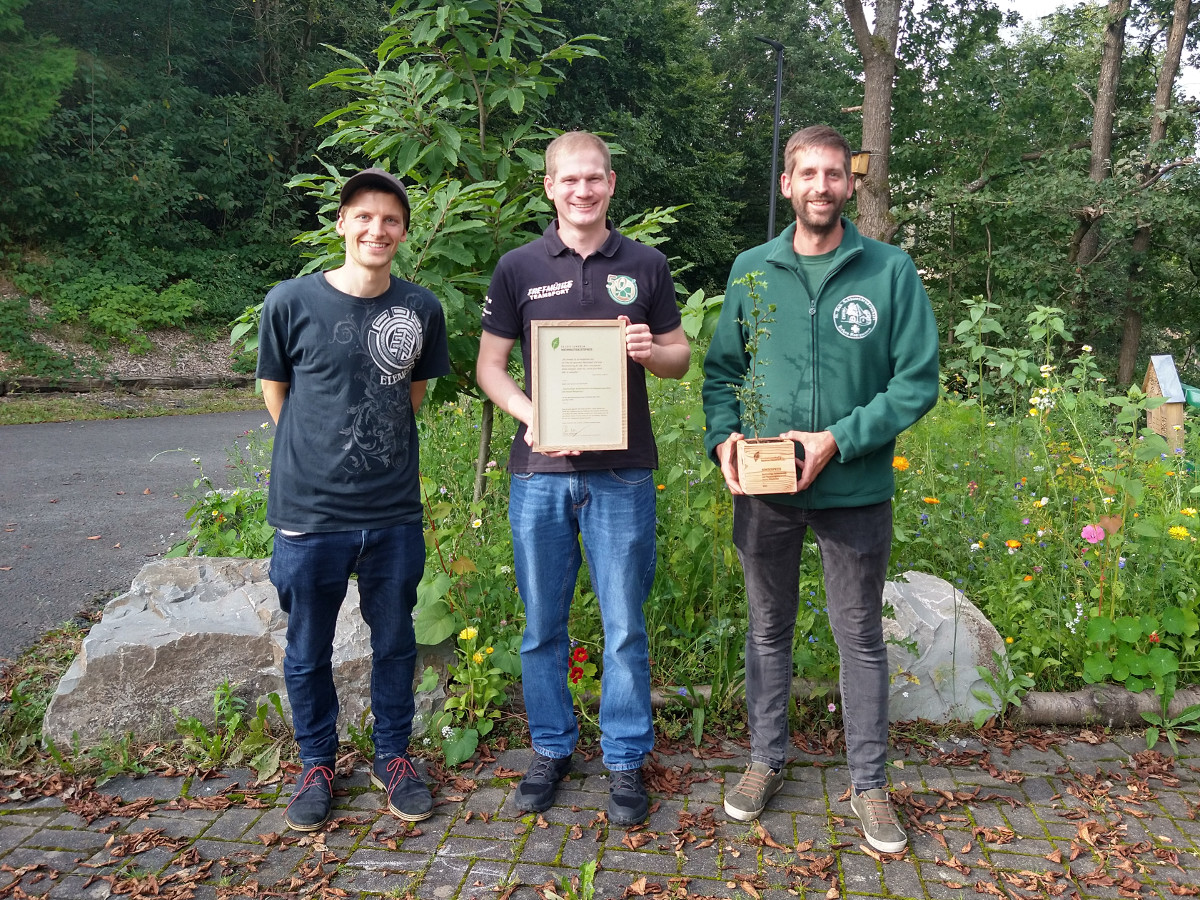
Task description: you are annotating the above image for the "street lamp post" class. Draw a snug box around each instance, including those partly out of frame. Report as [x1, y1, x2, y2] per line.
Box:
[755, 36, 784, 240]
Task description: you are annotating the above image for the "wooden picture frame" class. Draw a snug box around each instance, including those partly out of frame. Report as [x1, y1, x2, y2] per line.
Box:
[530, 319, 628, 452]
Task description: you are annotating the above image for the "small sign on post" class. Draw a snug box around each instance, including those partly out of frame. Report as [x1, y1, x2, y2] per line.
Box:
[1143, 355, 1186, 452]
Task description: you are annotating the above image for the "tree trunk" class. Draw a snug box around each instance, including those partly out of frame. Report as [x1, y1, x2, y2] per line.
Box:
[1014, 684, 1200, 727]
[1076, 0, 1131, 268]
[473, 398, 495, 505]
[1116, 0, 1194, 385]
[647, 679, 1200, 729]
[842, 0, 903, 243]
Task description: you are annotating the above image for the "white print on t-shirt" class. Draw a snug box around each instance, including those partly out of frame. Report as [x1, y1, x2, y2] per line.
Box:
[527, 280, 574, 300]
[832, 295, 878, 340]
[367, 306, 424, 385]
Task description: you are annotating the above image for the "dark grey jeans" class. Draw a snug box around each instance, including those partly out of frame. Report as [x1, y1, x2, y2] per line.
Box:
[732, 496, 893, 790]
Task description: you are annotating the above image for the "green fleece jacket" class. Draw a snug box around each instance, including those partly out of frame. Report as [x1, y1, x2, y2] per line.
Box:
[702, 218, 939, 508]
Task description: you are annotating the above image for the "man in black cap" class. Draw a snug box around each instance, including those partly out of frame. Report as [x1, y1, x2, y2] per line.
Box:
[258, 168, 450, 831]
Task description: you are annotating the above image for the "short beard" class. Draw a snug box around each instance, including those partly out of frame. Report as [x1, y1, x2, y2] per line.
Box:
[792, 196, 845, 236]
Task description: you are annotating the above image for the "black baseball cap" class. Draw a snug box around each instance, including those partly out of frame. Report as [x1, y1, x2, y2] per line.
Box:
[339, 168, 411, 222]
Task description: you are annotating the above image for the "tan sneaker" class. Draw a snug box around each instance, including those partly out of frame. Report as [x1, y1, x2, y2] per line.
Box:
[850, 787, 907, 853]
[723, 762, 784, 821]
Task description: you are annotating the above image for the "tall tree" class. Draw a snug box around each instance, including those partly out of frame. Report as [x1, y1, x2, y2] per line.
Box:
[0, 0, 74, 154]
[842, 0, 903, 242]
[542, 0, 741, 291]
[1117, 0, 1197, 383]
[699, 0, 859, 250]
[1072, 0, 1133, 268]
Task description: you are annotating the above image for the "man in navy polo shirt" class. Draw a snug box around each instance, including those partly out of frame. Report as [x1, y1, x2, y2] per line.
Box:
[476, 132, 691, 826]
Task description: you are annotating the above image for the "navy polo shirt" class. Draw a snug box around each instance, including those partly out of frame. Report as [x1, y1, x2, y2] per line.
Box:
[482, 220, 681, 473]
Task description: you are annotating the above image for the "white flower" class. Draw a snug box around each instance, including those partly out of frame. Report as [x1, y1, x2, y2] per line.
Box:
[1082, 345, 1093, 352]
[441, 726, 454, 739]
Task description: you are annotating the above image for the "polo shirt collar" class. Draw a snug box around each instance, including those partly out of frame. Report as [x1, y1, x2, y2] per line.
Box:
[544, 219, 623, 258]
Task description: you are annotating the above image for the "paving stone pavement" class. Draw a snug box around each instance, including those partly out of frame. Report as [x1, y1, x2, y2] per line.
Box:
[1, 733, 1197, 899]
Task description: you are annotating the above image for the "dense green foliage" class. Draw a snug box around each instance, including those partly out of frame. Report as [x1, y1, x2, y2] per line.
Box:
[1, 0, 1197, 385]
[0, 0, 75, 154]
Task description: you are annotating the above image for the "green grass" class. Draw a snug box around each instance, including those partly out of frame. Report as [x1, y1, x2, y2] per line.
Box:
[0, 388, 263, 425]
[0, 617, 92, 768]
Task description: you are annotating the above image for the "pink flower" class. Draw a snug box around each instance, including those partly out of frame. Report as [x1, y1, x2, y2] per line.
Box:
[1081, 524, 1106, 544]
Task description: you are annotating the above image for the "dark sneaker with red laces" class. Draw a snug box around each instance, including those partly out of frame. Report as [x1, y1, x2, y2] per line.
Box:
[372, 755, 433, 822]
[285, 762, 334, 832]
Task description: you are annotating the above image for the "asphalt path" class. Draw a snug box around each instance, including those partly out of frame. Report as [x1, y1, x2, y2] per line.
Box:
[0, 409, 271, 663]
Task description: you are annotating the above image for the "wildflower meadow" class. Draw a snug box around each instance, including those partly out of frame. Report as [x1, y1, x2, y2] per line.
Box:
[174, 298, 1199, 753]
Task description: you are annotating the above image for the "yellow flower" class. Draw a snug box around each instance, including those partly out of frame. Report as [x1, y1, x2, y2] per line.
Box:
[459, 626, 478, 641]
[892, 456, 910, 471]
[472, 652, 484, 665]
[1169, 526, 1190, 540]
[922, 497, 940, 505]
[1182, 508, 1198, 518]
[485, 646, 494, 654]
[1005, 636, 1014, 644]
[656, 484, 665, 490]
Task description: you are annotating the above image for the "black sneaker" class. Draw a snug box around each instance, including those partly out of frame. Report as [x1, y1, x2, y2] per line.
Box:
[284, 762, 334, 832]
[514, 753, 572, 813]
[607, 768, 649, 826]
[371, 755, 433, 822]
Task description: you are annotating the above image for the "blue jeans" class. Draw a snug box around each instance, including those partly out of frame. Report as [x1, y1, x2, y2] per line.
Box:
[509, 469, 657, 771]
[269, 523, 425, 765]
[733, 496, 893, 790]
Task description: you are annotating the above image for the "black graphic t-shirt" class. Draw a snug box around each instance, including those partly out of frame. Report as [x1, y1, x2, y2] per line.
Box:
[257, 272, 450, 531]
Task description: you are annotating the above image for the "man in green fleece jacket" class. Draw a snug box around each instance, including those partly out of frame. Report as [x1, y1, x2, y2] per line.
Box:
[701, 125, 939, 851]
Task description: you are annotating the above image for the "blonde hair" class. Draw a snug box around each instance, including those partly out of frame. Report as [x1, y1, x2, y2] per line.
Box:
[545, 132, 612, 179]
[783, 125, 852, 179]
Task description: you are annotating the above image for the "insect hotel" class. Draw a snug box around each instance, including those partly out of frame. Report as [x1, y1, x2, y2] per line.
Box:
[1142, 355, 1199, 453]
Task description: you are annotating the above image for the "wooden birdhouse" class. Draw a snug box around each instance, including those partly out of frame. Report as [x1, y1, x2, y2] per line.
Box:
[1142, 355, 1186, 452]
[851, 150, 872, 176]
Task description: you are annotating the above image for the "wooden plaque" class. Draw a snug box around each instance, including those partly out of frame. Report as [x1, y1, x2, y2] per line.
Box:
[736, 437, 798, 494]
[530, 320, 628, 452]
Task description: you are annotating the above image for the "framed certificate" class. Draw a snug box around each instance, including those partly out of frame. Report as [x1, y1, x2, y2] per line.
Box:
[530, 319, 628, 452]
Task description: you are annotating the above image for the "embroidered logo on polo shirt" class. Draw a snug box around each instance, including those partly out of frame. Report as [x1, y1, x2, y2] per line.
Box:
[367, 305, 422, 385]
[528, 280, 573, 300]
[606, 274, 638, 305]
[832, 295, 877, 339]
